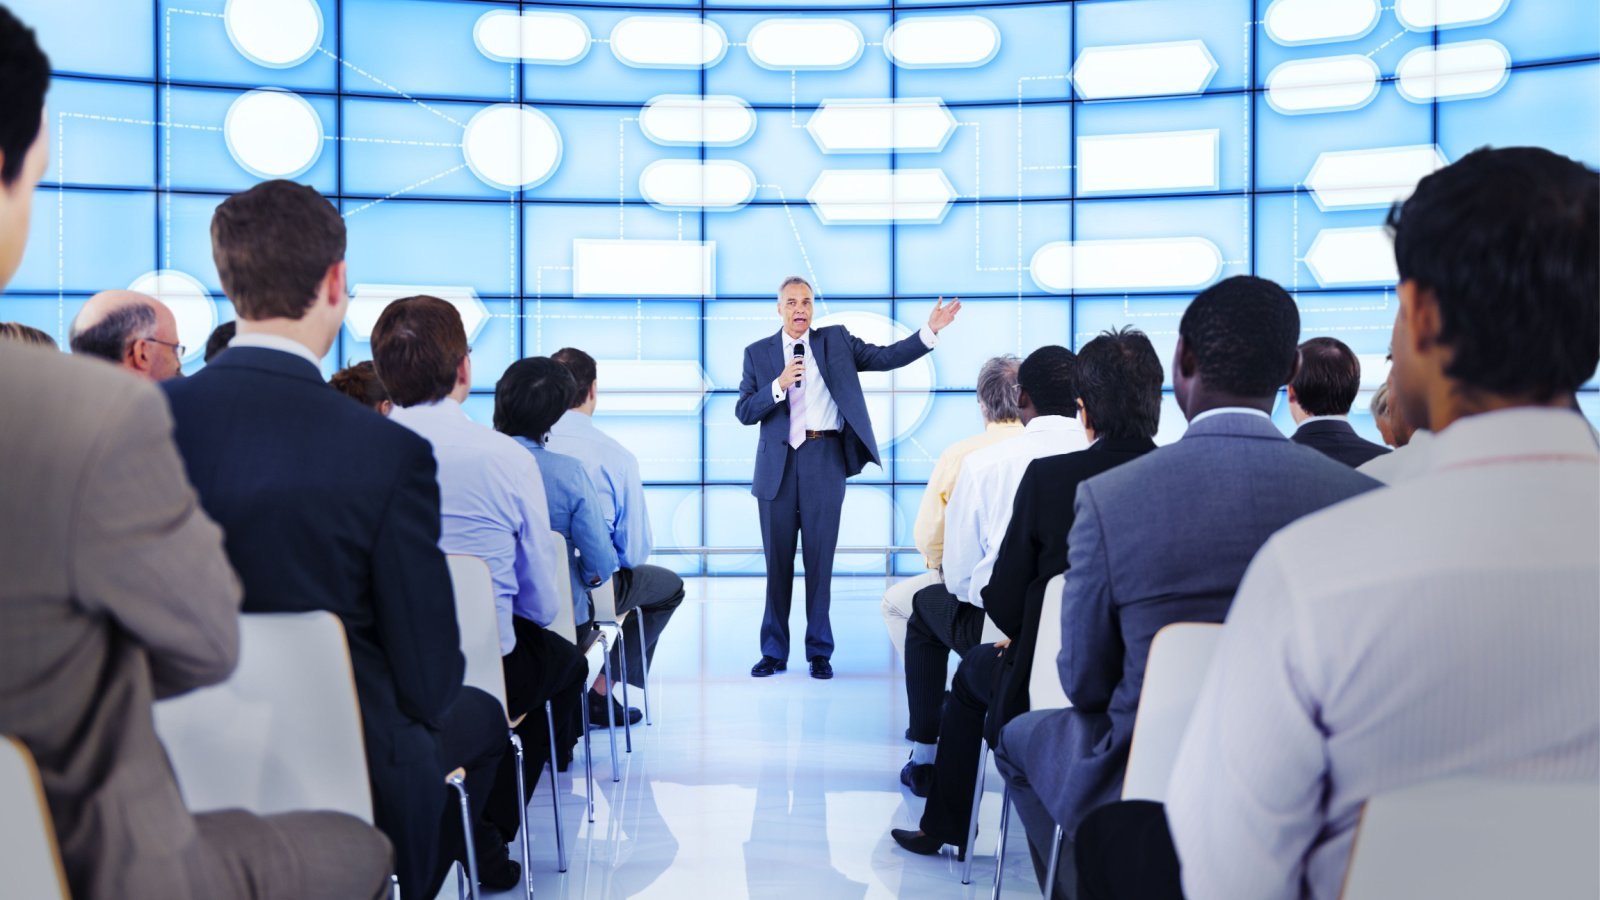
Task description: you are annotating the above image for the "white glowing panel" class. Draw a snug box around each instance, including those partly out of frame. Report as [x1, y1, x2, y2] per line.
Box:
[1029, 238, 1223, 293]
[346, 284, 491, 342]
[806, 170, 957, 225]
[1396, 41, 1511, 103]
[882, 16, 1001, 70]
[1304, 227, 1400, 287]
[1305, 145, 1449, 211]
[805, 99, 957, 154]
[1071, 41, 1219, 100]
[1264, 0, 1380, 47]
[611, 17, 728, 70]
[1396, 0, 1512, 31]
[462, 105, 562, 191]
[127, 270, 216, 363]
[224, 0, 323, 69]
[473, 10, 591, 65]
[1265, 55, 1381, 115]
[224, 89, 324, 179]
[1357, 353, 1391, 390]
[747, 18, 864, 71]
[596, 360, 713, 415]
[572, 239, 715, 297]
[639, 95, 756, 147]
[1078, 130, 1219, 195]
[639, 160, 757, 211]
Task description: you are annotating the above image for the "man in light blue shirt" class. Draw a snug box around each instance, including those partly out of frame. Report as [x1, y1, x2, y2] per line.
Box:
[373, 296, 587, 854]
[548, 347, 684, 696]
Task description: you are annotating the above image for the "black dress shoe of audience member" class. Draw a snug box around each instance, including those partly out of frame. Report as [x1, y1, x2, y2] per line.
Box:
[900, 759, 934, 797]
[471, 822, 522, 892]
[809, 656, 833, 680]
[587, 689, 643, 726]
[891, 828, 966, 862]
[751, 656, 786, 677]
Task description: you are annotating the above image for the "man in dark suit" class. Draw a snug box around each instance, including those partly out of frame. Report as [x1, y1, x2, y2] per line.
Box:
[890, 327, 1163, 859]
[736, 276, 960, 679]
[994, 277, 1382, 898]
[163, 180, 507, 899]
[1287, 336, 1391, 467]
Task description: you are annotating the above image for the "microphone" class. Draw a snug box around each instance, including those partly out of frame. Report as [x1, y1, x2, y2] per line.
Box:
[791, 341, 804, 388]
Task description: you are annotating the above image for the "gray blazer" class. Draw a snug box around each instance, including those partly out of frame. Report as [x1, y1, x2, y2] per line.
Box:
[1033, 411, 1381, 835]
[0, 344, 241, 900]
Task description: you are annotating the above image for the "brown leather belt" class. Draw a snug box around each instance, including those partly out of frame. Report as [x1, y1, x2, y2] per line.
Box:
[805, 429, 841, 440]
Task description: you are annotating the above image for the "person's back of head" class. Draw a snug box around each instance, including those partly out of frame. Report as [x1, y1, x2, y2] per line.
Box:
[203, 320, 236, 363]
[370, 295, 469, 409]
[0, 6, 50, 290]
[1387, 147, 1598, 430]
[0, 321, 55, 349]
[551, 346, 598, 411]
[974, 355, 1022, 424]
[68, 291, 184, 380]
[330, 360, 392, 416]
[1173, 275, 1301, 419]
[1074, 327, 1163, 441]
[1289, 337, 1362, 419]
[495, 357, 577, 444]
[1015, 345, 1077, 422]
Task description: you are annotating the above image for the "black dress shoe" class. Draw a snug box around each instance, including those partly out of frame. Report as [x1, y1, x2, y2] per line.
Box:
[900, 760, 934, 797]
[470, 822, 522, 892]
[587, 690, 642, 726]
[751, 656, 786, 677]
[891, 828, 966, 862]
[809, 657, 833, 680]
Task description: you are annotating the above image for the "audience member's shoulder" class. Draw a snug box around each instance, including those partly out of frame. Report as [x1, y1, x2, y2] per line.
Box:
[3, 342, 154, 422]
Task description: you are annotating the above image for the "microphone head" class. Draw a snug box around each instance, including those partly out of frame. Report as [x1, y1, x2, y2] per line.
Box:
[793, 342, 805, 358]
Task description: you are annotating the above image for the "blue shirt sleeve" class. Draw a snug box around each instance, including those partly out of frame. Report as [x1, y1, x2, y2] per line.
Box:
[608, 450, 653, 568]
[570, 467, 620, 585]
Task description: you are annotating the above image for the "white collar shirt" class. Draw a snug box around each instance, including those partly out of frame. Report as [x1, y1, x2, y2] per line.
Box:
[228, 332, 322, 370]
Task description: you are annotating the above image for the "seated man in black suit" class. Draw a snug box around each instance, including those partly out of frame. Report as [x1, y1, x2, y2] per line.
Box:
[890, 328, 1164, 860]
[163, 180, 509, 898]
[1286, 336, 1390, 467]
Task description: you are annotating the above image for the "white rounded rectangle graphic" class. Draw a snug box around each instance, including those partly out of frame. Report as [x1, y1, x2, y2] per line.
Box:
[639, 95, 756, 147]
[1264, 0, 1380, 47]
[596, 360, 712, 415]
[1304, 226, 1399, 287]
[1071, 41, 1219, 100]
[1265, 55, 1380, 115]
[1396, 0, 1511, 31]
[639, 160, 757, 211]
[1077, 130, 1219, 195]
[805, 98, 957, 154]
[747, 18, 864, 71]
[806, 170, 956, 224]
[1029, 238, 1223, 293]
[611, 17, 728, 69]
[1304, 144, 1448, 210]
[347, 284, 490, 342]
[573, 239, 715, 297]
[883, 16, 1000, 70]
[473, 10, 590, 65]
[1396, 41, 1510, 103]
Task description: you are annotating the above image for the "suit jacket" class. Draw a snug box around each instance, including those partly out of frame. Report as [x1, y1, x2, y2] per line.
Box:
[735, 325, 931, 500]
[1027, 412, 1381, 836]
[0, 344, 242, 900]
[1292, 418, 1390, 468]
[979, 436, 1156, 743]
[164, 348, 465, 814]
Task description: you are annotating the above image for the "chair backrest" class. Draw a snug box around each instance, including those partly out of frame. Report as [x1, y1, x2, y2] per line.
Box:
[1121, 621, 1223, 802]
[153, 612, 374, 823]
[1028, 574, 1072, 711]
[547, 531, 579, 644]
[448, 554, 508, 708]
[1341, 778, 1600, 900]
[590, 576, 619, 623]
[0, 736, 71, 900]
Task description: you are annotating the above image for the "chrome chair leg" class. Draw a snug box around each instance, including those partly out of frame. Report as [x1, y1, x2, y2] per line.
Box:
[389, 873, 400, 900]
[599, 632, 620, 783]
[992, 784, 1012, 900]
[614, 623, 633, 753]
[1043, 823, 1064, 900]
[635, 611, 651, 725]
[509, 732, 533, 898]
[545, 701, 568, 873]
[961, 741, 989, 885]
[446, 768, 480, 900]
[578, 678, 596, 822]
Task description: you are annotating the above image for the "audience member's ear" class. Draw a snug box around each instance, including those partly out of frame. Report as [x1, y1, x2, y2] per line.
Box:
[126, 338, 150, 373]
[1174, 337, 1197, 379]
[324, 260, 348, 308]
[1282, 352, 1301, 390]
[1398, 280, 1442, 355]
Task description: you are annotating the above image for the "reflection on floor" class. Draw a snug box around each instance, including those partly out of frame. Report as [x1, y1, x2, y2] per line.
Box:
[436, 576, 1040, 900]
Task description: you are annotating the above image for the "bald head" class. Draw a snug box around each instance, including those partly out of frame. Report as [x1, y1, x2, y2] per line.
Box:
[70, 290, 183, 380]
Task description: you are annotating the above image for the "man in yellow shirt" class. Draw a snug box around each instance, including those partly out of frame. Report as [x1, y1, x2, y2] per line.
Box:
[882, 356, 1023, 660]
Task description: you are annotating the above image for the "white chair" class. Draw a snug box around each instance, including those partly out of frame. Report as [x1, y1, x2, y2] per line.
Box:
[1341, 778, 1600, 900]
[0, 736, 71, 900]
[1120, 622, 1223, 803]
[588, 577, 637, 748]
[548, 532, 623, 821]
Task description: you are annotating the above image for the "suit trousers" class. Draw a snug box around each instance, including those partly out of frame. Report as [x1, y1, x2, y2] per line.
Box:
[1074, 800, 1184, 900]
[610, 564, 686, 688]
[918, 641, 1006, 846]
[181, 809, 394, 900]
[905, 583, 988, 743]
[995, 709, 1079, 900]
[757, 434, 847, 661]
[485, 616, 588, 841]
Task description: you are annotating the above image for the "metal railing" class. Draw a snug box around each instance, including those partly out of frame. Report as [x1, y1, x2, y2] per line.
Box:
[651, 545, 920, 577]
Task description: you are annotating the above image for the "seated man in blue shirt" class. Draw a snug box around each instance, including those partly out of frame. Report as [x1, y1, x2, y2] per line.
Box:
[549, 348, 684, 720]
[373, 296, 588, 867]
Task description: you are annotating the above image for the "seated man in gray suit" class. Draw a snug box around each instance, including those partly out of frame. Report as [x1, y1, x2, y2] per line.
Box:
[993, 275, 1381, 898]
[1287, 336, 1390, 467]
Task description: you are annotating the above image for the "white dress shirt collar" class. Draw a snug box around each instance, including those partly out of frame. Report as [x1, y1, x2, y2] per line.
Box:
[1295, 414, 1350, 430]
[1022, 413, 1083, 435]
[1427, 407, 1599, 474]
[229, 332, 322, 370]
[1189, 406, 1273, 426]
[394, 396, 468, 421]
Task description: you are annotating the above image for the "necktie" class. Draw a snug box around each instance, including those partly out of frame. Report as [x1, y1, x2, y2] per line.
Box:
[788, 347, 807, 449]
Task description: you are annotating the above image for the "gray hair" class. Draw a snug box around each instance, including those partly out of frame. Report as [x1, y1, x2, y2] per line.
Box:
[1370, 381, 1390, 419]
[69, 302, 157, 363]
[777, 275, 812, 300]
[976, 355, 1023, 423]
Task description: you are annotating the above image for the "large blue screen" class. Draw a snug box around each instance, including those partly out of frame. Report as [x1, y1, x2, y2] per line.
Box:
[6, 0, 1597, 574]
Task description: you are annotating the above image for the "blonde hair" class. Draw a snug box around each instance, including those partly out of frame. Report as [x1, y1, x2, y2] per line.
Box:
[0, 321, 57, 349]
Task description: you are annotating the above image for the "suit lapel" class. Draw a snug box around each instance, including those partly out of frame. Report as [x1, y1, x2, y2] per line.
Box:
[768, 331, 787, 381]
[810, 327, 832, 386]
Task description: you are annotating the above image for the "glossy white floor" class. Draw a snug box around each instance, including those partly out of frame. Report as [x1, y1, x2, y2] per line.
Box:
[438, 575, 1041, 900]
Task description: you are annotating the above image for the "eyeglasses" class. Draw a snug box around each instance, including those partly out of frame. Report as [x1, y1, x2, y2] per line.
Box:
[143, 337, 187, 359]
